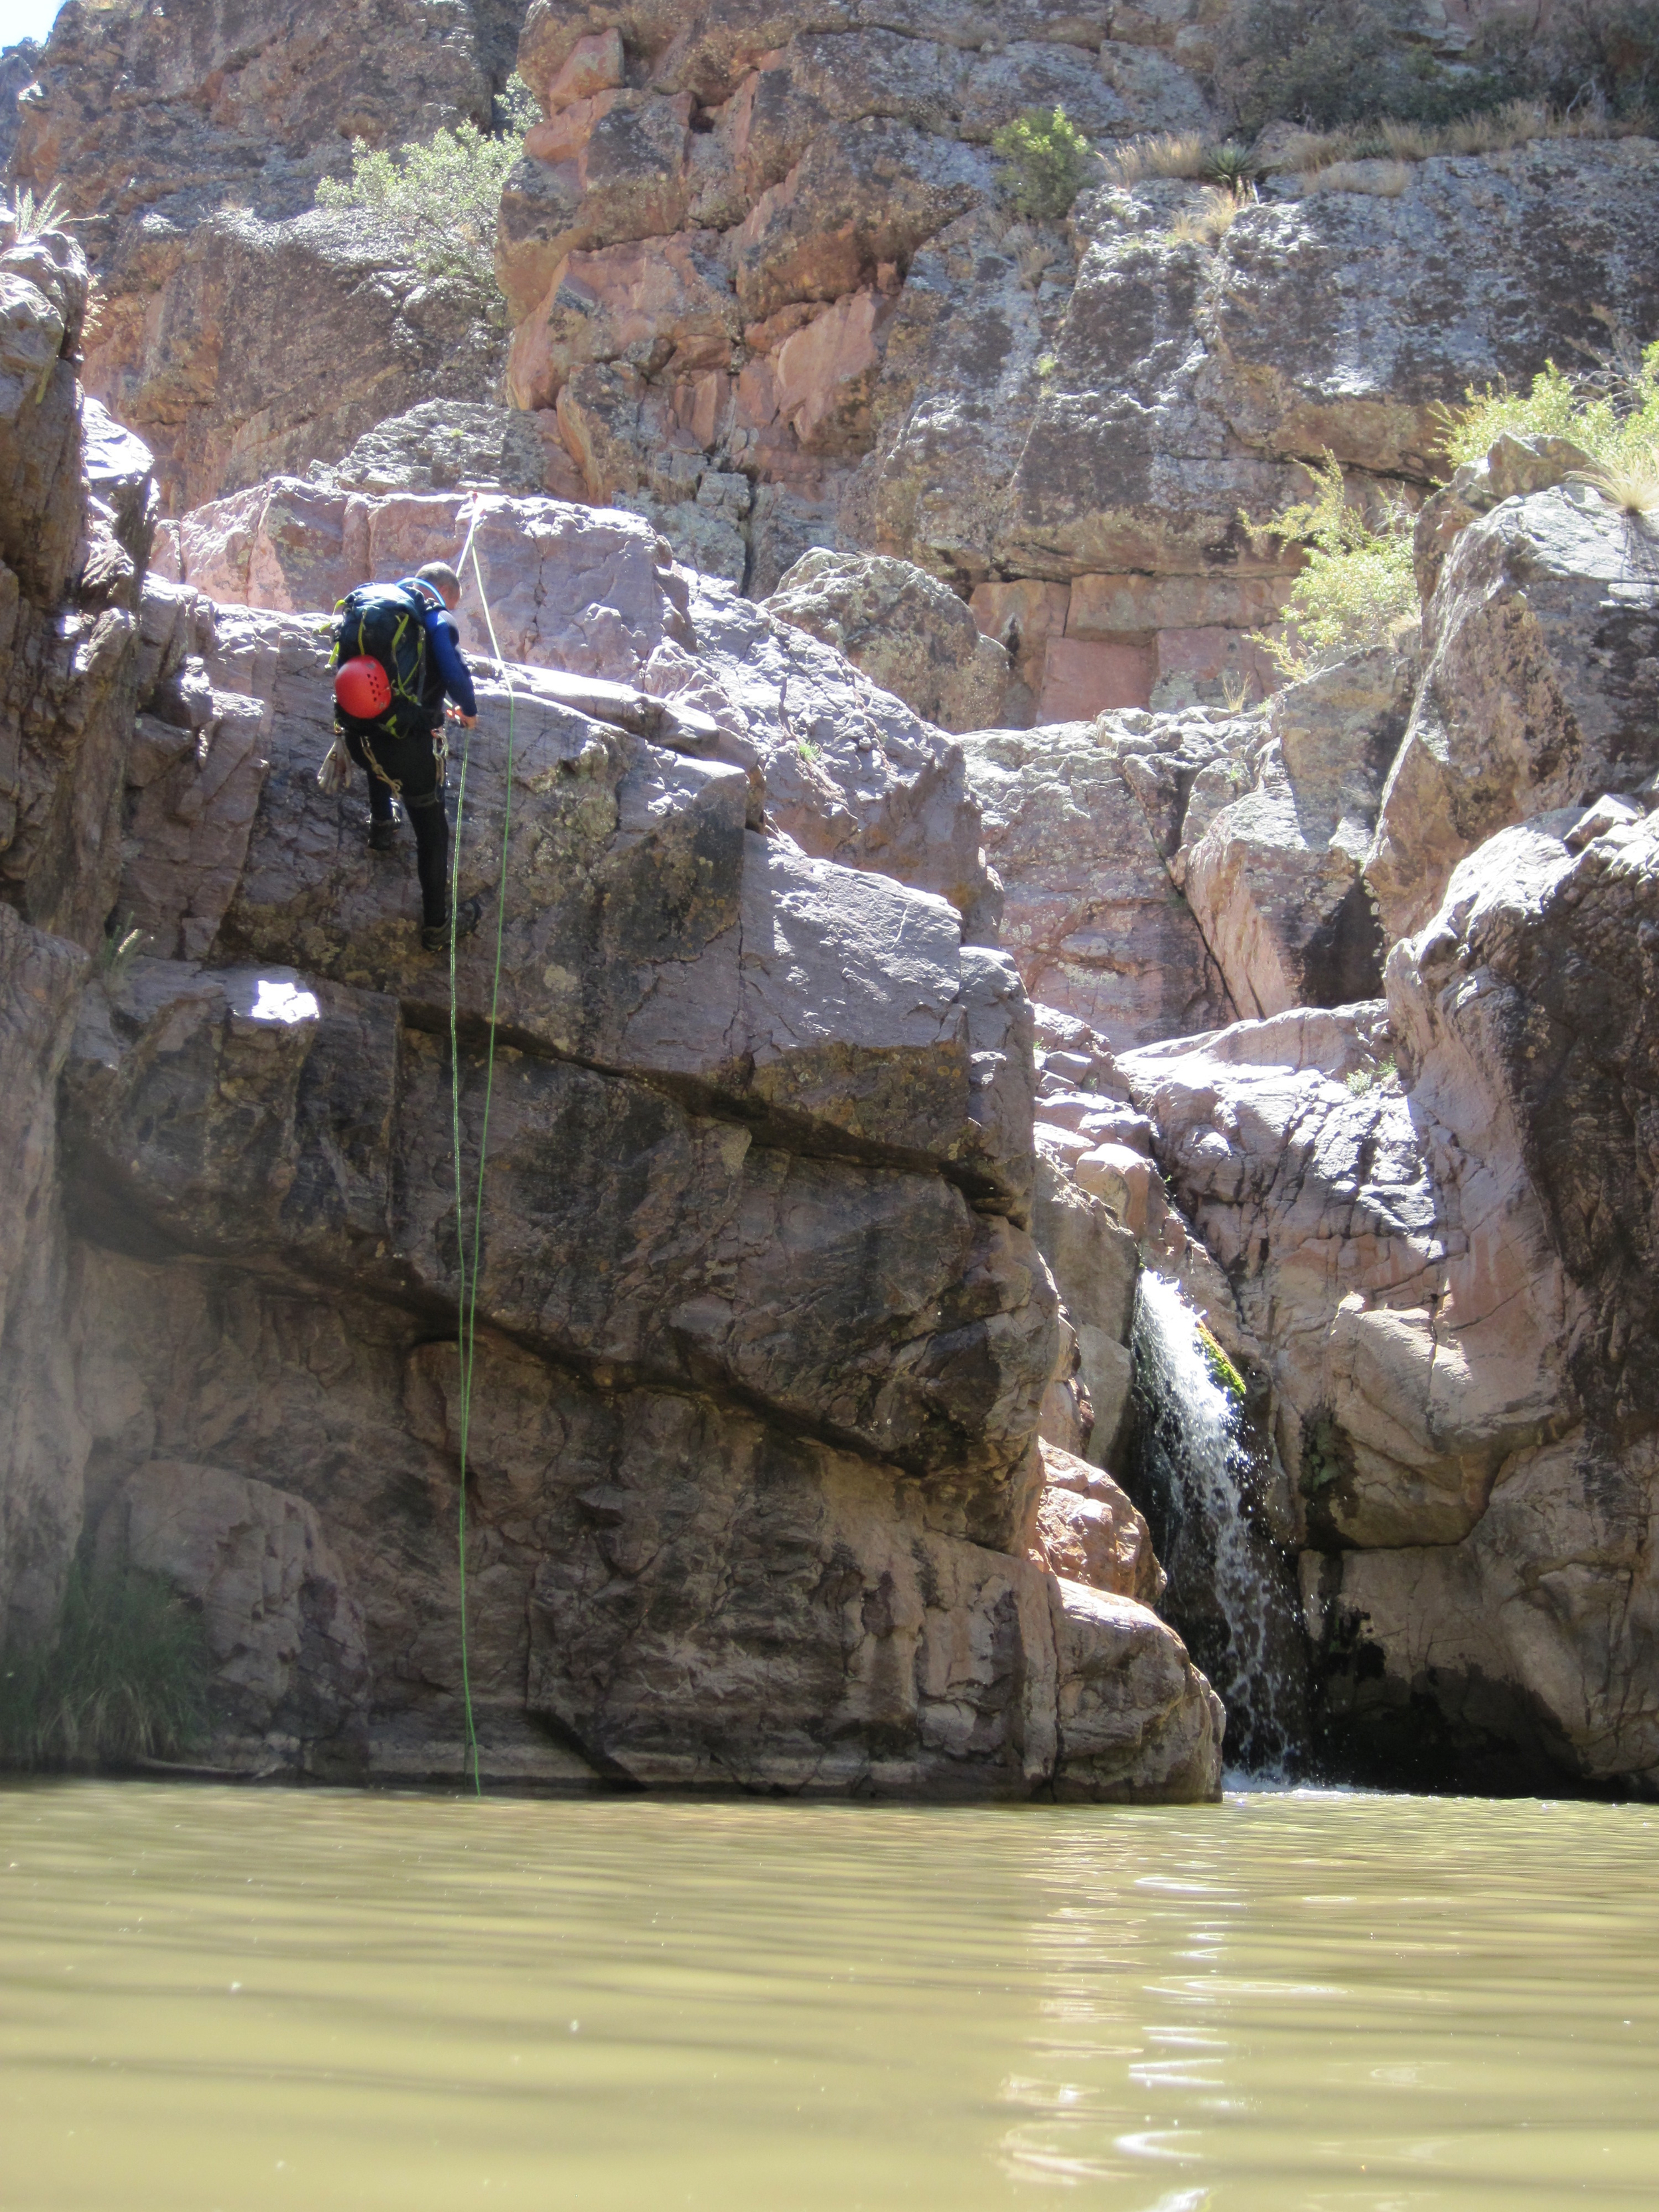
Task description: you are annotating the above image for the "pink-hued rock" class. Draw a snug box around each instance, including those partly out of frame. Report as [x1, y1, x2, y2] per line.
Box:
[1031, 1438, 1165, 1607]
[773, 289, 897, 452]
[507, 231, 741, 415]
[1037, 636, 1155, 721]
[545, 28, 626, 112]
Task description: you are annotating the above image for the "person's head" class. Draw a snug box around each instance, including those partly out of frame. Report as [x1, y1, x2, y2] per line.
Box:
[416, 560, 461, 611]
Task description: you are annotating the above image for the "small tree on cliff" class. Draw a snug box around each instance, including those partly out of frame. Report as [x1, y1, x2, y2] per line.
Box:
[315, 92, 530, 317]
[992, 107, 1096, 221]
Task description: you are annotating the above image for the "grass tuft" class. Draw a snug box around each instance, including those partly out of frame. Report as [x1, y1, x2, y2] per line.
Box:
[1103, 131, 1211, 185]
[0, 1564, 211, 1771]
[1169, 184, 1256, 245]
[11, 183, 68, 240]
[1571, 451, 1659, 514]
[1301, 157, 1412, 196]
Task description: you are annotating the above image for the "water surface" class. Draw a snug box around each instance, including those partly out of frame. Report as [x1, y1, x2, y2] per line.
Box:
[2, 1783, 1654, 2209]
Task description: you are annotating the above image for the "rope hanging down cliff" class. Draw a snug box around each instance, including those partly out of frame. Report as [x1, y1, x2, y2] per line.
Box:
[445, 497, 517, 1800]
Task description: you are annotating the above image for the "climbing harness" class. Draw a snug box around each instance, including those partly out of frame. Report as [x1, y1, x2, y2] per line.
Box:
[444, 496, 516, 1800]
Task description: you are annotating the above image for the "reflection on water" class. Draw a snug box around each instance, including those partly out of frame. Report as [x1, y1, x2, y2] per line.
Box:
[1, 1783, 1655, 2210]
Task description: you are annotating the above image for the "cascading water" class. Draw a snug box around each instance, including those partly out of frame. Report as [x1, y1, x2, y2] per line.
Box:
[1127, 1272, 1308, 1779]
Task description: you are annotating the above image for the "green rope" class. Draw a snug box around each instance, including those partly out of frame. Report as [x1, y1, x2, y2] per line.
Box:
[445, 504, 517, 1800]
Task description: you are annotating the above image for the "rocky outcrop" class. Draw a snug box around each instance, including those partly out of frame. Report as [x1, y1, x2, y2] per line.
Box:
[1, 216, 152, 1651]
[0, 40, 37, 177]
[10, 0, 522, 511]
[1368, 480, 1659, 942]
[957, 707, 1248, 1048]
[160, 476, 998, 924]
[765, 548, 1010, 733]
[492, 3, 1241, 616]
[1182, 647, 1407, 1019]
[1122, 797, 1659, 1793]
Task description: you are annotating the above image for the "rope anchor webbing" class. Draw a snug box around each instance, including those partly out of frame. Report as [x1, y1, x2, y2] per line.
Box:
[446, 499, 516, 1801]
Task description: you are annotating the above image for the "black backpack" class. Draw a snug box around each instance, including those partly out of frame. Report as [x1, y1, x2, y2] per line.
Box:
[331, 582, 431, 736]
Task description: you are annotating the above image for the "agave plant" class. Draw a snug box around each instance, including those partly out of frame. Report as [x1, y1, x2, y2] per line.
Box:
[1204, 139, 1260, 188]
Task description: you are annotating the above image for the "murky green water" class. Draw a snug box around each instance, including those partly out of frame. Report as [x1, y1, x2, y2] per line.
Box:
[1, 1784, 1655, 2210]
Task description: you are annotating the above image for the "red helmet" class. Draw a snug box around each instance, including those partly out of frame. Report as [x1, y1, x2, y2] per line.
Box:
[334, 654, 392, 719]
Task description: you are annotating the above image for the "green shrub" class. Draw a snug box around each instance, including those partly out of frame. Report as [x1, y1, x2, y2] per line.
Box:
[1252, 453, 1418, 678]
[992, 107, 1096, 220]
[0, 1564, 211, 1770]
[315, 102, 527, 310]
[1437, 342, 1659, 472]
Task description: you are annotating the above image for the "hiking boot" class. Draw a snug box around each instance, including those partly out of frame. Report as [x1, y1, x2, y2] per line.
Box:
[421, 895, 482, 956]
[366, 816, 398, 853]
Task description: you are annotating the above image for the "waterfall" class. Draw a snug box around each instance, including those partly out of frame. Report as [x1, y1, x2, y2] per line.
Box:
[1128, 1272, 1307, 1779]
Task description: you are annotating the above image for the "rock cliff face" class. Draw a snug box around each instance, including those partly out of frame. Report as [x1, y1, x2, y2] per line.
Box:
[9, 0, 521, 511]
[481, 0, 1659, 693]
[0, 216, 1222, 1797]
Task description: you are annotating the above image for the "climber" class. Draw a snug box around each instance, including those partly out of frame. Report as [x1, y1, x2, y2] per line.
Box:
[331, 559, 484, 954]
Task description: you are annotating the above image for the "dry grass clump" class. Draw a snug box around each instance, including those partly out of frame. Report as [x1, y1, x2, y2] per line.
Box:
[1569, 450, 1659, 515]
[1169, 186, 1257, 244]
[1103, 131, 1211, 184]
[1301, 157, 1412, 196]
[1277, 97, 1648, 179]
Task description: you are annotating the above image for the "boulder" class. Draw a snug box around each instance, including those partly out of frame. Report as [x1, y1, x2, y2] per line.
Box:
[1032, 1438, 1164, 1606]
[1368, 482, 1659, 942]
[1182, 647, 1407, 1019]
[957, 711, 1241, 1049]
[766, 548, 1010, 731]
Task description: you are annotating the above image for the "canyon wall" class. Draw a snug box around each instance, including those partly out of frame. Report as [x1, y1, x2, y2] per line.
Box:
[0, 203, 1221, 1795]
[6, 0, 1659, 1796]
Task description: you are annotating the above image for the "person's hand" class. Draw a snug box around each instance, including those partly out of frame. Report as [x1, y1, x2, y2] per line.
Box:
[458, 712, 477, 727]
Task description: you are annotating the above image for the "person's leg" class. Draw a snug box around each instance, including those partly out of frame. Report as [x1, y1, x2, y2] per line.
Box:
[407, 786, 451, 931]
[343, 726, 399, 846]
[396, 731, 480, 949]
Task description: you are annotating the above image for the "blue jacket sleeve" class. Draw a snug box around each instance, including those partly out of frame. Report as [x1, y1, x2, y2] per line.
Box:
[424, 607, 477, 717]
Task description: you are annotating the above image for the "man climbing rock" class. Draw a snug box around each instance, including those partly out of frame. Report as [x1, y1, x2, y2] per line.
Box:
[331, 559, 484, 954]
